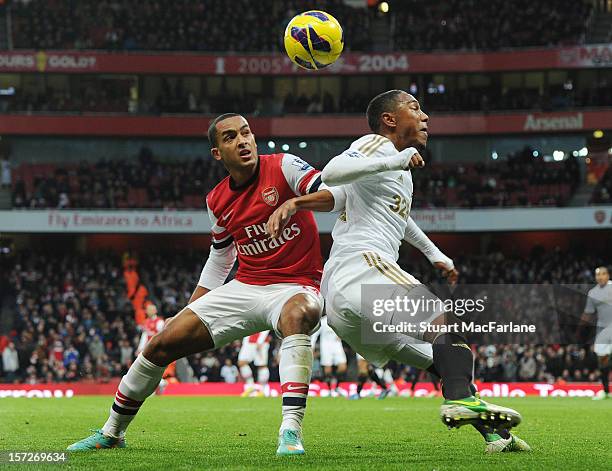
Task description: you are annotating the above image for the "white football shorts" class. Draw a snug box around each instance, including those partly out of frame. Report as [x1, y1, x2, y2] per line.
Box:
[322, 251, 437, 369]
[238, 341, 270, 367]
[594, 324, 612, 357]
[320, 340, 347, 367]
[187, 279, 323, 348]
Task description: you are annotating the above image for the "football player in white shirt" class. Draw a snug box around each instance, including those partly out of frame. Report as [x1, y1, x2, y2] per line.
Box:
[267, 90, 530, 454]
[581, 266, 612, 400]
[238, 331, 271, 396]
[310, 316, 347, 395]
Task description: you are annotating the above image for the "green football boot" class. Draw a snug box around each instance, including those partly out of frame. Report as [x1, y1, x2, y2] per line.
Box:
[440, 396, 521, 430]
[67, 429, 126, 451]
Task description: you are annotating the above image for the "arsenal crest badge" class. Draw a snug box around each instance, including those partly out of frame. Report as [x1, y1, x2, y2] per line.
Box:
[262, 186, 279, 206]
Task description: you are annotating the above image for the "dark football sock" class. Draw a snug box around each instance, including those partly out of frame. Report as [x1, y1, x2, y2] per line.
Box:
[602, 366, 610, 394]
[357, 374, 367, 394]
[430, 374, 440, 391]
[369, 369, 387, 390]
[336, 371, 346, 387]
[432, 333, 473, 400]
[410, 374, 418, 391]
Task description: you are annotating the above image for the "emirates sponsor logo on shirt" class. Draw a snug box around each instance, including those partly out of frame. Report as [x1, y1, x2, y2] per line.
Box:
[239, 222, 301, 256]
[262, 187, 279, 206]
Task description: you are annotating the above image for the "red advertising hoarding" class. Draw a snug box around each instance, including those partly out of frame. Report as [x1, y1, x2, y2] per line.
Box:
[0, 382, 602, 398]
[0, 43, 611, 75]
[1, 110, 609, 137]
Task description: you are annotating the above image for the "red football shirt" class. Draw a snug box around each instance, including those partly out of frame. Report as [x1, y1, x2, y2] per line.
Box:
[206, 153, 323, 288]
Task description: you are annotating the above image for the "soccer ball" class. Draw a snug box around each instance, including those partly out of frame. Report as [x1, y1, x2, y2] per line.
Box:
[283, 10, 344, 70]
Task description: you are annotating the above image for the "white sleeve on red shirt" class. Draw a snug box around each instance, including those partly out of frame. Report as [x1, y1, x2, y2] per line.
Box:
[137, 331, 147, 354]
[281, 153, 346, 211]
[197, 203, 237, 290]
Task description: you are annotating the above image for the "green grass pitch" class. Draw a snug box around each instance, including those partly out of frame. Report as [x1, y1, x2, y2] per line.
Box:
[1, 396, 611, 470]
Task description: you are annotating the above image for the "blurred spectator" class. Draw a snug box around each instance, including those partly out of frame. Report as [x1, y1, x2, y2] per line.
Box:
[220, 358, 240, 383]
[518, 350, 537, 381]
[1, 157, 11, 189]
[2, 342, 19, 382]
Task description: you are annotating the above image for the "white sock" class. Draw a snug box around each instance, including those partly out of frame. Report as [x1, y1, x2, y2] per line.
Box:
[257, 367, 270, 385]
[383, 369, 393, 385]
[102, 354, 166, 438]
[240, 364, 254, 384]
[279, 334, 312, 434]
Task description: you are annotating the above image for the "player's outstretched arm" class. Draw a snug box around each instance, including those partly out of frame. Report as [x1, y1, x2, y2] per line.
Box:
[266, 188, 345, 238]
[403, 216, 458, 284]
[321, 146, 424, 187]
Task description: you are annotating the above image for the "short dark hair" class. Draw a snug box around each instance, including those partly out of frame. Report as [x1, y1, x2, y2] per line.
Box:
[207, 113, 241, 147]
[366, 90, 404, 133]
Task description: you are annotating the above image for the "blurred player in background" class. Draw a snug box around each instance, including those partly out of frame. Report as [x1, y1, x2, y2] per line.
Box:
[582, 266, 612, 400]
[135, 302, 174, 392]
[267, 90, 530, 453]
[404, 366, 440, 398]
[350, 353, 390, 400]
[310, 316, 346, 395]
[68, 113, 345, 456]
[136, 302, 165, 355]
[238, 330, 271, 396]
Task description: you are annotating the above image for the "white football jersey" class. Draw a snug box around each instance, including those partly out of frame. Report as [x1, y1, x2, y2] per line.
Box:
[585, 281, 612, 331]
[327, 134, 413, 265]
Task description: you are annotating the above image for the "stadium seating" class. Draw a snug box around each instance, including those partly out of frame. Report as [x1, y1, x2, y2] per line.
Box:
[10, 148, 580, 209]
[4, 82, 612, 116]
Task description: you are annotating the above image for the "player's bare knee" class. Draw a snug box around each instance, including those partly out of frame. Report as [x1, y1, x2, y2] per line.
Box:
[278, 294, 321, 335]
[279, 307, 319, 336]
[143, 332, 174, 366]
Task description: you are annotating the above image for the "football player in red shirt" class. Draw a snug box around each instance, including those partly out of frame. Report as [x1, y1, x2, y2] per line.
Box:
[68, 114, 345, 456]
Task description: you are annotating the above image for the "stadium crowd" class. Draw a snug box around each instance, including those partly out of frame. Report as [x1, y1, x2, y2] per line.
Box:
[9, 0, 370, 52]
[8, 0, 590, 52]
[11, 148, 226, 209]
[0, 246, 606, 384]
[3, 80, 611, 116]
[392, 0, 591, 51]
[10, 146, 580, 210]
[413, 147, 580, 208]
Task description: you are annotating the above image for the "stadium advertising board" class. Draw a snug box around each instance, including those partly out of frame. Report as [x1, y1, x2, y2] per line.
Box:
[1, 110, 609, 137]
[1, 43, 611, 75]
[0, 382, 602, 398]
[0, 207, 611, 233]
